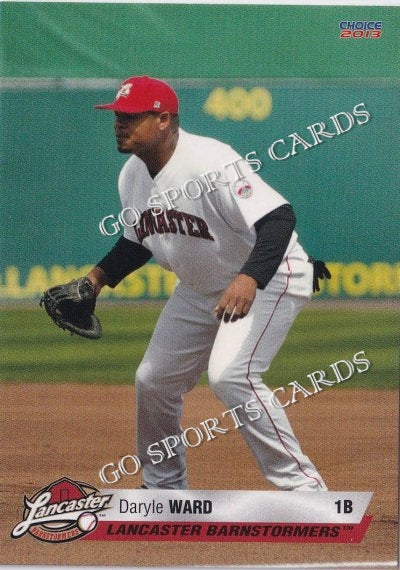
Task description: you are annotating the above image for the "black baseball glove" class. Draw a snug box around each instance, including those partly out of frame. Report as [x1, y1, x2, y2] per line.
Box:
[308, 257, 332, 293]
[39, 276, 102, 339]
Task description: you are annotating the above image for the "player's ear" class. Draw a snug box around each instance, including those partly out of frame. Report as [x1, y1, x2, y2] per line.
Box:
[158, 112, 172, 131]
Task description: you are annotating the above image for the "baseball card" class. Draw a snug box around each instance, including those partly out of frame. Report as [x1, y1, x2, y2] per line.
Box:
[1, 1, 398, 569]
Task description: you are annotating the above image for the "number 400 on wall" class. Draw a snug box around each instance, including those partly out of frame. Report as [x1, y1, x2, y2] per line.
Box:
[203, 87, 272, 121]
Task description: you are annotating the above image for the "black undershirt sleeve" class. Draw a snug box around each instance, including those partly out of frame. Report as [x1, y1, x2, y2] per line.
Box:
[96, 236, 153, 288]
[239, 203, 296, 290]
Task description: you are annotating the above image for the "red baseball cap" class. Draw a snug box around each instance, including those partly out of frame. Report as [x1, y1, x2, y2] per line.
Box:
[94, 76, 179, 114]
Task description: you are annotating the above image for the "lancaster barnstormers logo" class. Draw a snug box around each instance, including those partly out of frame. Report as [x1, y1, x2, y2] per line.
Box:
[116, 83, 133, 100]
[235, 183, 253, 199]
[11, 477, 112, 543]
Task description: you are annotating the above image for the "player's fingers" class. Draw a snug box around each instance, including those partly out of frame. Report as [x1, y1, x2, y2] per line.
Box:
[229, 310, 239, 322]
[214, 298, 227, 320]
[223, 301, 237, 323]
[241, 300, 253, 317]
[231, 299, 252, 321]
[230, 299, 246, 322]
[214, 306, 224, 320]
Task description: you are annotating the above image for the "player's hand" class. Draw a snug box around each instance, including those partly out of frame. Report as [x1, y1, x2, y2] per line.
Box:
[215, 274, 257, 323]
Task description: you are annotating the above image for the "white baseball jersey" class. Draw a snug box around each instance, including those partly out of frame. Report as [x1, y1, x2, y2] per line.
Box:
[119, 128, 299, 294]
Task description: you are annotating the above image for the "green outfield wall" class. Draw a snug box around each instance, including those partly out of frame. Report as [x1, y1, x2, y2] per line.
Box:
[1, 4, 398, 78]
[1, 3, 398, 300]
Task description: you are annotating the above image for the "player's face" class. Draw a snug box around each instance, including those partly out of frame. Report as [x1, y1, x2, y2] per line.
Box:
[113, 112, 165, 156]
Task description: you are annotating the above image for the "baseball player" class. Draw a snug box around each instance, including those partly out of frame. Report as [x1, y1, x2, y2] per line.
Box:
[87, 76, 329, 491]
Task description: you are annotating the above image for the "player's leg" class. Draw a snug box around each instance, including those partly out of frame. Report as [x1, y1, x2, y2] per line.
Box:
[208, 251, 327, 491]
[135, 284, 218, 489]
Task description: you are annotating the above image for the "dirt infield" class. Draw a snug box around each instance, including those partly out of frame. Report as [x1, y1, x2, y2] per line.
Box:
[1, 383, 398, 566]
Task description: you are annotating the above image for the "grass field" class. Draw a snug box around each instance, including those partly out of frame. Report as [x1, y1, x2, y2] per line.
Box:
[1, 304, 398, 389]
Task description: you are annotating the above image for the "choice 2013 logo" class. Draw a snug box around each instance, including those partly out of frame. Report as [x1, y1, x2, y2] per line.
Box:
[339, 21, 382, 39]
[11, 477, 112, 543]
